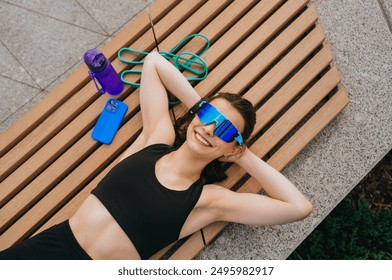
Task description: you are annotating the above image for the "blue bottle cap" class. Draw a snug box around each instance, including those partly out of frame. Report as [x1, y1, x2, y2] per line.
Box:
[84, 49, 107, 71]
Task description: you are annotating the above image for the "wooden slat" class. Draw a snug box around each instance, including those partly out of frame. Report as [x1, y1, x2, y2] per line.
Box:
[169, 221, 226, 260]
[182, 0, 258, 49]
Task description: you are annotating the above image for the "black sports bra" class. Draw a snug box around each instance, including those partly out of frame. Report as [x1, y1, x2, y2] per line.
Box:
[91, 144, 203, 259]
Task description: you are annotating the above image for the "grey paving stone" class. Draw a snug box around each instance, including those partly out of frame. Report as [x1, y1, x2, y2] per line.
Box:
[77, 0, 154, 35]
[379, 0, 392, 28]
[3, 0, 106, 34]
[44, 37, 110, 94]
[0, 76, 42, 131]
[0, 1, 106, 89]
[0, 41, 37, 87]
[0, 90, 46, 133]
[44, 58, 84, 94]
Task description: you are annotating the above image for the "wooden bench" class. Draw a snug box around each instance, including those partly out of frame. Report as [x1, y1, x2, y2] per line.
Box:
[0, 0, 349, 259]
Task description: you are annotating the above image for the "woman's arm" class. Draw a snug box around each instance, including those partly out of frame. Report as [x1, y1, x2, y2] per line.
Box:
[142, 52, 202, 109]
[212, 148, 313, 225]
[120, 52, 202, 160]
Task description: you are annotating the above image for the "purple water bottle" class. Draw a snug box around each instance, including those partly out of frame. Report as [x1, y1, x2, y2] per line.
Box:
[84, 49, 124, 95]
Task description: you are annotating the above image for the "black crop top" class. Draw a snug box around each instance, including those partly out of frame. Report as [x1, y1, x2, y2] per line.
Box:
[91, 144, 203, 259]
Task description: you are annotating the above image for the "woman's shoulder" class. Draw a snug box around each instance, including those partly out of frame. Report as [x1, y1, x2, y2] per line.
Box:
[197, 184, 232, 207]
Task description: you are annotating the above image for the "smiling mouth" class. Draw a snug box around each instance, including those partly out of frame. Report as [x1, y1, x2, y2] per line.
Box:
[195, 131, 212, 147]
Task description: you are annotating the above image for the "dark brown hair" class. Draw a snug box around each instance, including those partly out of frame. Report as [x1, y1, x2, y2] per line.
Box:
[174, 92, 256, 184]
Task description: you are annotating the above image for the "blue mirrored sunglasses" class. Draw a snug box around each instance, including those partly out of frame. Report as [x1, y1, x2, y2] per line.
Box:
[197, 102, 243, 145]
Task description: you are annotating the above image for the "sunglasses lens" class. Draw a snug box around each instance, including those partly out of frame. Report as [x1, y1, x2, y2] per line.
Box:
[197, 103, 215, 123]
[214, 120, 235, 141]
[197, 103, 243, 145]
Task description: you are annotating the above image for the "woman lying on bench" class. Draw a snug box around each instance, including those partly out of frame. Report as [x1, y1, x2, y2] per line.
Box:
[0, 52, 313, 260]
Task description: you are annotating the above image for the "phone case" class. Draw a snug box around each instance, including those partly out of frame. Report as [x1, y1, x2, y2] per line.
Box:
[92, 98, 128, 144]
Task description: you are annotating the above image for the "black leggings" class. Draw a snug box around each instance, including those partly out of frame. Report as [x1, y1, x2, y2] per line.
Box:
[0, 220, 92, 260]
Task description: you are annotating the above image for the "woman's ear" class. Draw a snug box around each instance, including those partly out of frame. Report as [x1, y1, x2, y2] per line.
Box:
[225, 145, 243, 157]
[219, 145, 245, 162]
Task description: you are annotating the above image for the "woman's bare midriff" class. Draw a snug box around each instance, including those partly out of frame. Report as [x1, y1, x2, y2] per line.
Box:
[69, 194, 141, 260]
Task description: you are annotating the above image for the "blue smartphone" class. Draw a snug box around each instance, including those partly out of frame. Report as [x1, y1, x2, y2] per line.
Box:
[92, 98, 128, 144]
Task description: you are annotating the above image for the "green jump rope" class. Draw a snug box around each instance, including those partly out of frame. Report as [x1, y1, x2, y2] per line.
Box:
[117, 34, 210, 106]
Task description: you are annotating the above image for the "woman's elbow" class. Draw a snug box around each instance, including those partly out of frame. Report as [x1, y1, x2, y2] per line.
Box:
[145, 51, 162, 63]
[294, 200, 313, 220]
[302, 200, 314, 218]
